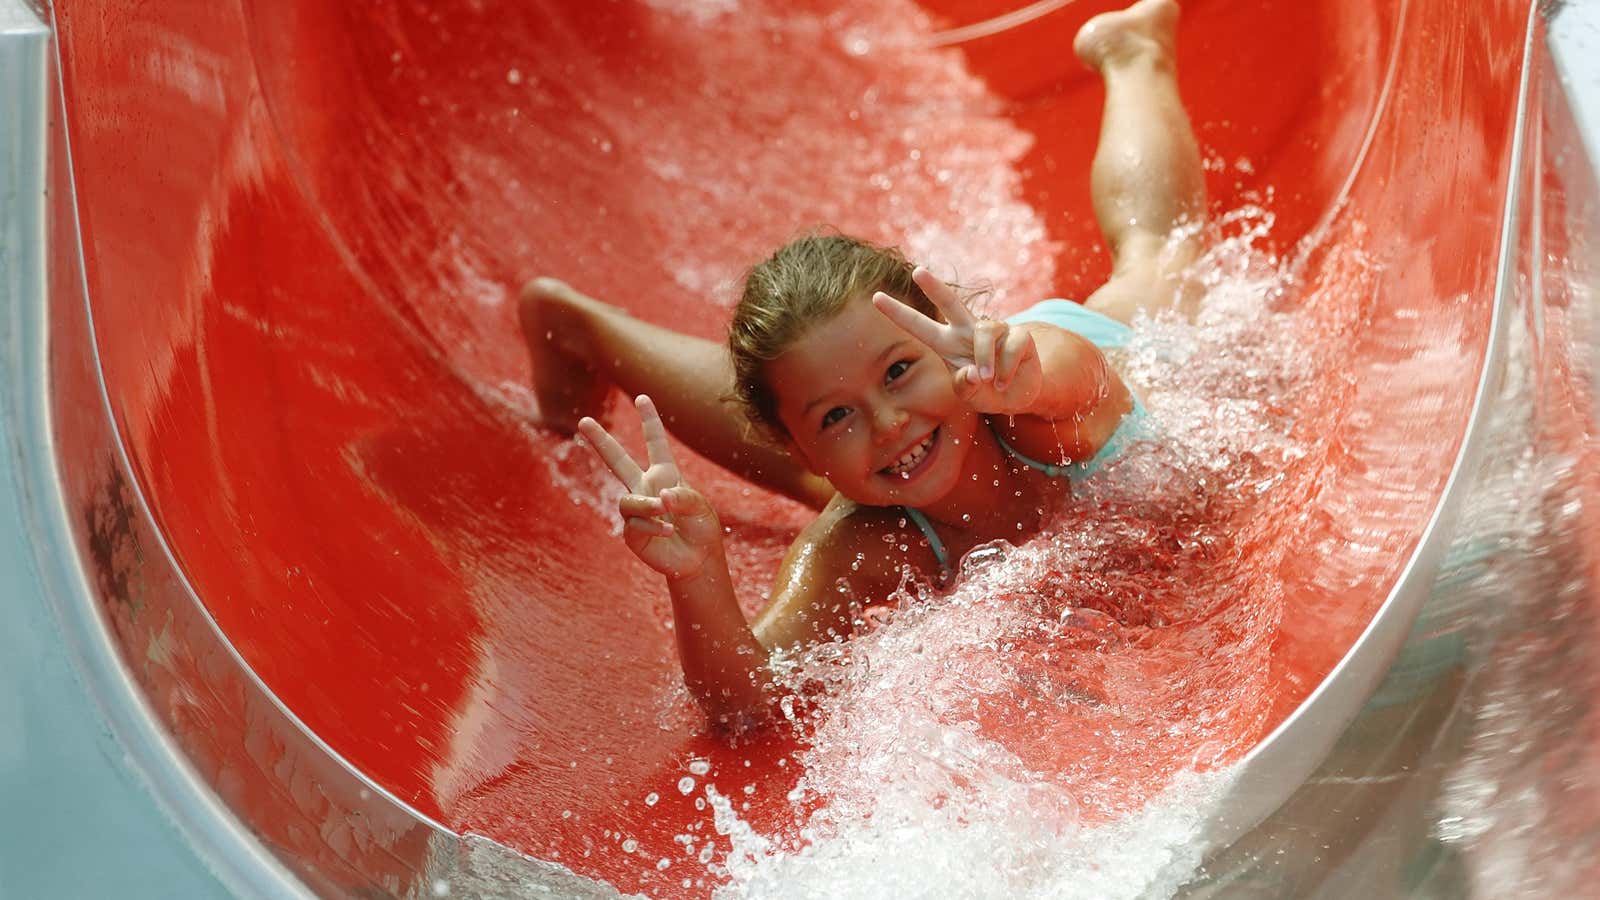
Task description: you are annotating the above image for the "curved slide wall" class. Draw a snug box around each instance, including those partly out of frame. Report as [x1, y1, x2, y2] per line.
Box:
[6, 0, 1595, 897]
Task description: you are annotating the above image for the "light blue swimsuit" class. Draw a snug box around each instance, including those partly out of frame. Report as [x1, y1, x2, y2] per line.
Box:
[903, 300, 1146, 573]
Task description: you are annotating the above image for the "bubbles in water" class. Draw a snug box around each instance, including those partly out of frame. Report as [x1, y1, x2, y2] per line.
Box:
[953, 534, 1004, 570]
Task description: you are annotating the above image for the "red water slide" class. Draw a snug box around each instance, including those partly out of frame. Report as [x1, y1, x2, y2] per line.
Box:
[43, 0, 1571, 896]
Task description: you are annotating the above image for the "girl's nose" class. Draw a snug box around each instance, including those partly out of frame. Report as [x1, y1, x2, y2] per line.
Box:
[871, 404, 908, 443]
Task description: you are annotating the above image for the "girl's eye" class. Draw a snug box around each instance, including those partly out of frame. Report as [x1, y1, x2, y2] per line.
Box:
[885, 359, 913, 382]
[821, 406, 850, 429]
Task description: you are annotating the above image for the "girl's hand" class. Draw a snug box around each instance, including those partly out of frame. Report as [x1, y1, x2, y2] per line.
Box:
[578, 395, 724, 582]
[873, 267, 1043, 415]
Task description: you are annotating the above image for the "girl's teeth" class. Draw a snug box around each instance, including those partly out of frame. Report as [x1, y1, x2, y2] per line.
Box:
[885, 432, 934, 476]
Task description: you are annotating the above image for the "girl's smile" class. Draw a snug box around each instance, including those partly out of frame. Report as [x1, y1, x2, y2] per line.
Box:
[880, 426, 938, 479]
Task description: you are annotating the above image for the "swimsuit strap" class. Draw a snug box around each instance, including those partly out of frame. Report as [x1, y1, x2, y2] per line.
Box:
[987, 419, 1072, 477]
[900, 423, 1068, 577]
[987, 408, 1144, 482]
[901, 412, 1140, 577]
[901, 507, 950, 572]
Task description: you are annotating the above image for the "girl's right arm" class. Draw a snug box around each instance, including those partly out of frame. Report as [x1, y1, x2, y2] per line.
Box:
[580, 396, 908, 728]
[579, 396, 772, 727]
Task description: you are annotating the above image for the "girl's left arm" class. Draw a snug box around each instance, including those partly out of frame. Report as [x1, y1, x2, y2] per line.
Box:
[1005, 322, 1132, 423]
[873, 268, 1131, 425]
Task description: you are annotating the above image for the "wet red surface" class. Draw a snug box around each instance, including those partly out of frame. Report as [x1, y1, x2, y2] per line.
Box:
[50, 0, 1531, 894]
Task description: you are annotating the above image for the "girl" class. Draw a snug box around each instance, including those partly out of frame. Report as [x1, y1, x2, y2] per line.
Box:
[520, 0, 1204, 728]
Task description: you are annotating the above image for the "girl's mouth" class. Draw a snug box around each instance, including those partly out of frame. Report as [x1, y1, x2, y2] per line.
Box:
[879, 427, 940, 480]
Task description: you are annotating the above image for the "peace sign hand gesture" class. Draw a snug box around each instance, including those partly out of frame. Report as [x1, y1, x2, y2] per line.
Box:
[872, 267, 1043, 415]
[578, 395, 724, 582]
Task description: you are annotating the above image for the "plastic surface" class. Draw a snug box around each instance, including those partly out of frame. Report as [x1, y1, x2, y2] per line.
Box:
[0, 8, 232, 899]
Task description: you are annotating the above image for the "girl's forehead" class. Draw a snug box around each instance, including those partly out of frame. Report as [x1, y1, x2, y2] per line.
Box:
[769, 299, 917, 406]
[781, 298, 907, 370]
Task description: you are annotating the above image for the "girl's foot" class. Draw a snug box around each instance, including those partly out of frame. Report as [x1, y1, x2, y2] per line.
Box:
[1074, 0, 1178, 71]
[518, 278, 614, 433]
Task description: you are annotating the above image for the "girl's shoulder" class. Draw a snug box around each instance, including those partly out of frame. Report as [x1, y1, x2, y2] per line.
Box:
[788, 497, 942, 587]
[754, 498, 942, 648]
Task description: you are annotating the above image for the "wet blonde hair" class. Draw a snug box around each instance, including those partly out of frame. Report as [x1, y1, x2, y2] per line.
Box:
[728, 232, 941, 438]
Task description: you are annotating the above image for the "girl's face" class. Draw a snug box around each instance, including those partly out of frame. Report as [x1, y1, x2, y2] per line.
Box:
[770, 295, 979, 509]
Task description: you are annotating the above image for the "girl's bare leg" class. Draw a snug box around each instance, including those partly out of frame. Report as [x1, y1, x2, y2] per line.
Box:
[1075, 0, 1206, 323]
[519, 278, 835, 509]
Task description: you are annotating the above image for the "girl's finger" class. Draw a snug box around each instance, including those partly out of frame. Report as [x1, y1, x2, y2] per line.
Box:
[994, 328, 1035, 391]
[912, 267, 978, 329]
[872, 291, 954, 356]
[624, 516, 674, 540]
[636, 395, 678, 471]
[952, 365, 983, 401]
[578, 417, 645, 490]
[660, 485, 707, 517]
[973, 320, 1005, 382]
[619, 493, 666, 518]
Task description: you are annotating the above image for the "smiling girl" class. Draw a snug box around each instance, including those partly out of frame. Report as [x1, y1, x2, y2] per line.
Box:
[520, 0, 1204, 728]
